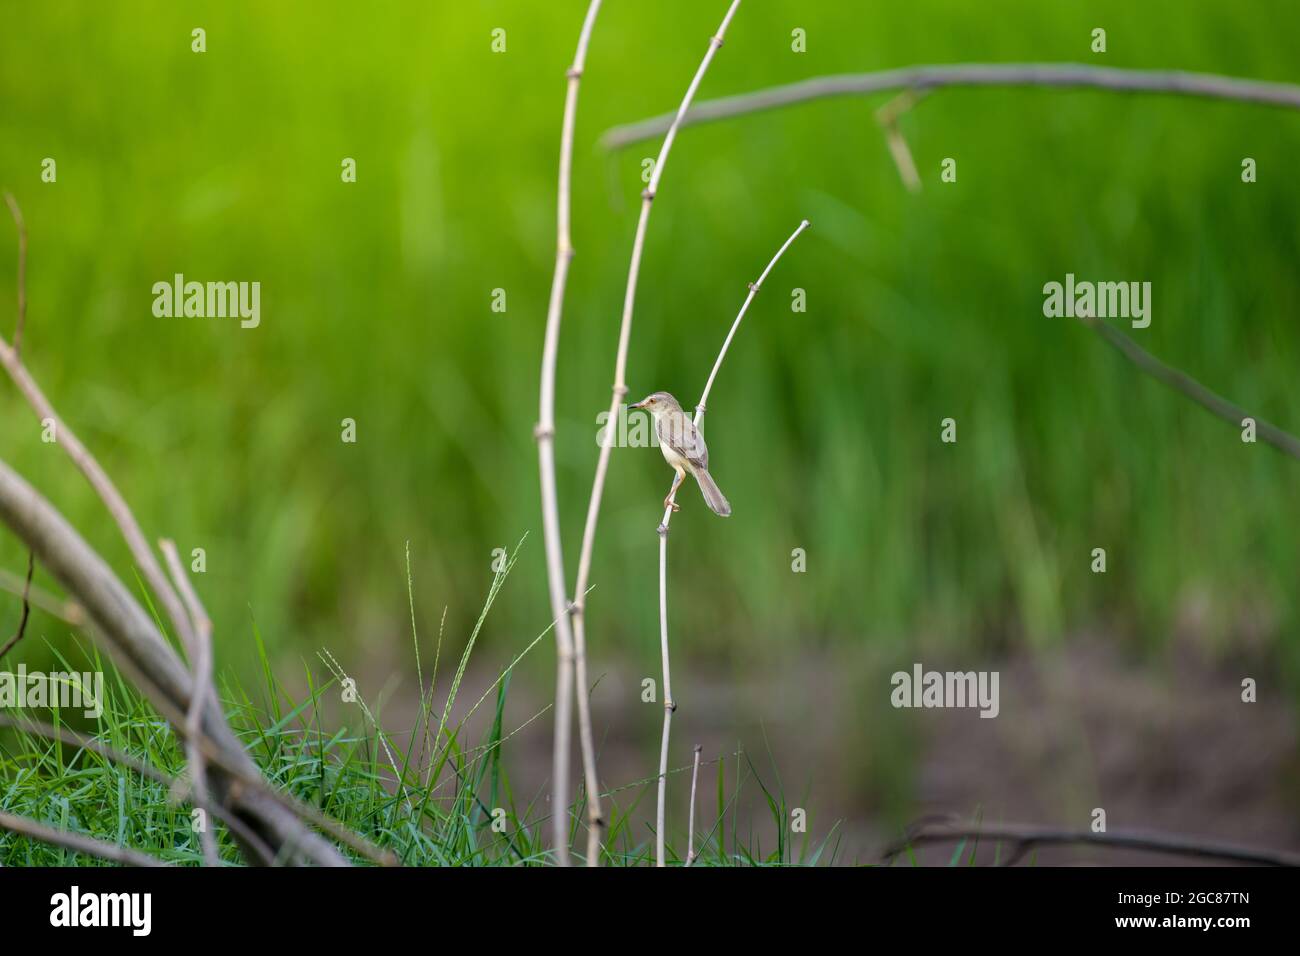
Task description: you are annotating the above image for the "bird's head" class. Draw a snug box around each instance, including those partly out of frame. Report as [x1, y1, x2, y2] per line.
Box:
[628, 391, 681, 417]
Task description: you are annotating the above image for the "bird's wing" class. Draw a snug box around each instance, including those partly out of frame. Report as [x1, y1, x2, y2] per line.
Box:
[661, 413, 708, 470]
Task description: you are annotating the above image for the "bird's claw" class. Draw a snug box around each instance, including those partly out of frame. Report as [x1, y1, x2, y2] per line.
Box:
[663, 497, 680, 513]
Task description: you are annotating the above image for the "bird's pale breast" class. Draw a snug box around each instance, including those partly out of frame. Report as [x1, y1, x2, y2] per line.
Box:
[656, 414, 694, 472]
[659, 440, 689, 471]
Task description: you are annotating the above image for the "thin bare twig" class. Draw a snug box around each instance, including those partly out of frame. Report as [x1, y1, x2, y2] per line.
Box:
[875, 90, 926, 193]
[535, 0, 603, 868]
[884, 819, 1300, 867]
[0, 550, 33, 662]
[601, 62, 1300, 149]
[686, 744, 702, 865]
[159, 538, 219, 866]
[0, 810, 168, 866]
[652, 219, 810, 867]
[1079, 313, 1300, 459]
[568, 0, 743, 871]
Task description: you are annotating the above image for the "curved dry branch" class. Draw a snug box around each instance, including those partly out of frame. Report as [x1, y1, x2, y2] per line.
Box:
[1080, 313, 1300, 459]
[601, 62, 1300, 149]
[884, 819, 1300, 867]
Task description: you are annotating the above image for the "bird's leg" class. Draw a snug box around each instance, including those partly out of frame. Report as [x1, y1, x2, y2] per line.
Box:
[663, 471, 683, 512]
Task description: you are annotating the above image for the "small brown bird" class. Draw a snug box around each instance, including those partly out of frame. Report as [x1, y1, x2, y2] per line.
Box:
[628, 391, 731, 516]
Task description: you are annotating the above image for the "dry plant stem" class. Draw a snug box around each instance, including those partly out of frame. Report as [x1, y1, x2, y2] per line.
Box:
[876, 90, 926, 193]
[686, 744, 702, 865]
[1080, 315, 1300, 460]
[566, 0, 742, 869]
[0, 810, 167, 867]
[159, 539, 219, 867]
[653, 526, 674, 867]
[535, 0, 603, 868]
[884, 821, 1300, 867]
[601, 62, 1300, 149]
[652, 219, 810, 867]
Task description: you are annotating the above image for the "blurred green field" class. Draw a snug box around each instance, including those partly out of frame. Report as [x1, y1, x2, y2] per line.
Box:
[2, 0, 1298, 692]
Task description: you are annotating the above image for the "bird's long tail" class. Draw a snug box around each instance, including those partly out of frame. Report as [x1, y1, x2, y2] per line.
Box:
[695, 468, 732, 517]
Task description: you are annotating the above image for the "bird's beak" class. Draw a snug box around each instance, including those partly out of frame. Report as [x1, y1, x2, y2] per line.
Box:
[628, 399, 647, 410]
